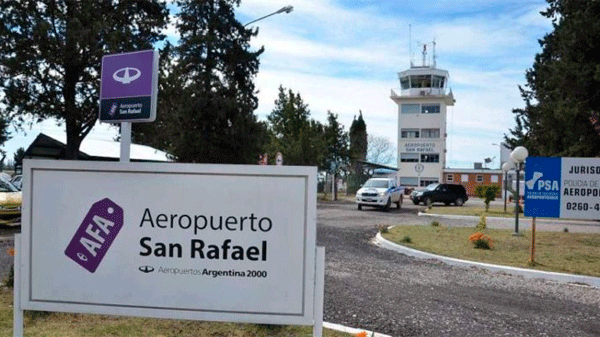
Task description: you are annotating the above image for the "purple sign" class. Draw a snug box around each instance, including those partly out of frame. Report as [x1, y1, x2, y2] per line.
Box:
[65, 198, 124, 273]
[99, 50, 158, 122]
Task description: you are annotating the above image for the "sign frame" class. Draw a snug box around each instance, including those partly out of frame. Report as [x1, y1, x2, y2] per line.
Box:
[525, 156, 600, 220]
[17, 159, 319, 326]
[99, 49, 158, 123]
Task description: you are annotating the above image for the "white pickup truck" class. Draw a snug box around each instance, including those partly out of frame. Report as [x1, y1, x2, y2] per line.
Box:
[355, 178, 404, 211]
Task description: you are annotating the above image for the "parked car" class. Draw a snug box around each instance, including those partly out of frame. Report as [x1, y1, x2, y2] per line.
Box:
[0, 176, 22, 226]
[10, 174, 22, 190]
[356, 178, 404, 211]
[410, 183, 468, 206]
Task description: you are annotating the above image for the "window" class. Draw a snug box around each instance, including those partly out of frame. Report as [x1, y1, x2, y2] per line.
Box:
[422, 104, 440, 114]
[400, 153, 419, 162]
[400, 76, 410, 89]
[421, 128, 440, 138]
[446, 174, 454, 182]
[420, 178, 439, 187]
[401, 104, 420, 114]
[421, 154, 439, 163]
[432, 75, 445, 88]
[491, 175, 499, 183]
[461, 174, 469, 182]
[400, 177, 418, 186]
[401, 129, 420, 138]
[410, 75, 431, 88]
[476, 175, 483, 183]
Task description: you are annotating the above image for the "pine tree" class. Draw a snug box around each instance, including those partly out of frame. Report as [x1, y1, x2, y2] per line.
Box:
[349, 111, 367, 163]
[505, 0, 600, 156]
[0, 1, 169, 159]
[152, 0, 266, 163]
[267, 86, 325, 166]
[347, 111, 367, 193]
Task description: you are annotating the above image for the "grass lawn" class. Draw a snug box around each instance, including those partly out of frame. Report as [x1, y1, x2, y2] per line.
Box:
[0, 288, 353, 337]
[381, 224, 600, 277]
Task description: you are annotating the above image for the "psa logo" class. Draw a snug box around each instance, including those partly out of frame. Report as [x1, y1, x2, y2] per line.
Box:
[65, 198, 124, 273]
[526, 172, 559, 191]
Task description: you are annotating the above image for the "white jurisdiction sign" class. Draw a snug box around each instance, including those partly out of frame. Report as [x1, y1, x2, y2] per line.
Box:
[19, 159, 317, 325]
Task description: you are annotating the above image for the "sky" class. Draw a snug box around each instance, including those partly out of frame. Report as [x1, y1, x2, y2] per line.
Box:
[1, 0, 553, 169]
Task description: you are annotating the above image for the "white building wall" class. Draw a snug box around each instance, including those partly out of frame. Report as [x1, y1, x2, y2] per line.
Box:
[391, 69, 454, 187]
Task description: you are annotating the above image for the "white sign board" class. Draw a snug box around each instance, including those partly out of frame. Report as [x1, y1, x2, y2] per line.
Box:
[19, 159, 317, 325]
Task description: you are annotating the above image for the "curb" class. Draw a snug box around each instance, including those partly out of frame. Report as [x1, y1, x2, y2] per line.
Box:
[324, 322, 393, 337]
[374, 232, 600, 288]
[418, 212, 600, 226]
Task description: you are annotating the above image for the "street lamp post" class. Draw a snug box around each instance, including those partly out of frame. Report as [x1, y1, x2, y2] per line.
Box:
[244, 5, 294, 27]
[502, 161, 514, 213]
[510, 146, 528, 235]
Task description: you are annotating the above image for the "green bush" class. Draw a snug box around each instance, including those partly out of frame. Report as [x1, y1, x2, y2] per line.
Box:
[430, 221, 440, 227]
[475, 185, 502, 211]
[400, 235, 412, 243]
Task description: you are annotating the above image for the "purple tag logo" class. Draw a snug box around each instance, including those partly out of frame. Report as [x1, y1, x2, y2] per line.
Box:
[65, 198, 124, 273]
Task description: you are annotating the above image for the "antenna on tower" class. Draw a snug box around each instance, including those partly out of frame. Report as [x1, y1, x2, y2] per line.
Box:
[432, 38, 437, 68]
[409, 24, 413, 67]
[422, 43, 427, 67]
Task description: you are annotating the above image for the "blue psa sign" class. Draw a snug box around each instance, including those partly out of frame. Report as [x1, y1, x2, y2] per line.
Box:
[525, 157, 600, 220]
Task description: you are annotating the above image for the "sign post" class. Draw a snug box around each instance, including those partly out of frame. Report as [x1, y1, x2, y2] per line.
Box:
[99, 50, 159, 162]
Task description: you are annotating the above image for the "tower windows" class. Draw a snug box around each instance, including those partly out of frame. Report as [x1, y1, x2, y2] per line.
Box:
[421, 104, 440, 114]
[421, 154, 439, 163]
[421, 128, 440, 138]
[401, 129, 420, 138]
[401, 103, 441, 114]
[400, 153, 419, 162]
[401, 104, 420, 114]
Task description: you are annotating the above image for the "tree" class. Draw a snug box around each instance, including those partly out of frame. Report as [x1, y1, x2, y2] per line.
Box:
[132, 0, 266, 163]
[475, 185, 501, 212]
[267, 86, 325, 166]
[347, 111, 368, 193]
[505, 0, 600, 156]
[0, 1, 169, 159]
[323, 111, 349, 200]
[349, 111, 367, 163]
[0, 116, 10, 149]
[367, 135, 396, 166]
[13, 147, 25, 167]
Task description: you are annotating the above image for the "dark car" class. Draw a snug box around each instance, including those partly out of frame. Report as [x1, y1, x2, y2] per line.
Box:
[410, 183, 468, 206]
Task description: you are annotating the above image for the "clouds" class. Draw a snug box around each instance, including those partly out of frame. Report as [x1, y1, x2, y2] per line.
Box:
[239, 0, 551, 168]
[0, 0, 553, 169]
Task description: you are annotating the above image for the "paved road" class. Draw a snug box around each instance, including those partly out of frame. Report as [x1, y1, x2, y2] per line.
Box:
[318, 200, 600, 337]
[2, 200, 600, 336]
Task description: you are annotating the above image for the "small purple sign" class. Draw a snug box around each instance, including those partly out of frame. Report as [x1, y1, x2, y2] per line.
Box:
[100, 50, 154, 99]
[99, 50, 158, 123]
[65, 198, 124, 273]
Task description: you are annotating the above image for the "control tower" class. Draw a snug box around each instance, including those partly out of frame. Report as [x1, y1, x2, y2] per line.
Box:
[390, 43, 455, 188]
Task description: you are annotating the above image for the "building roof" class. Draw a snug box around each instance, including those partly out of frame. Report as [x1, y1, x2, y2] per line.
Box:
[444, 168, 502, 174]
[23, 133, 171, 162]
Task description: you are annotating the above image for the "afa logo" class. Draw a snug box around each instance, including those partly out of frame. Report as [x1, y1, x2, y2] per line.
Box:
[526, 171, 559, 191]
[65, 198, 124, 273]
